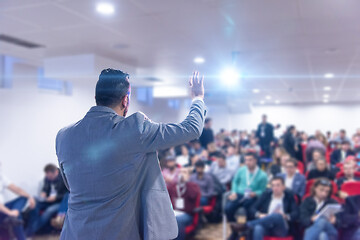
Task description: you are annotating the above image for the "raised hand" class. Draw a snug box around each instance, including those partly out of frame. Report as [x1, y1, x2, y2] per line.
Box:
[189, 71, 204, 100]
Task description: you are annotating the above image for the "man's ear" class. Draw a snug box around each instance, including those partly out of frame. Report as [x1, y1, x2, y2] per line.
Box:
[121, 95, 128, 109]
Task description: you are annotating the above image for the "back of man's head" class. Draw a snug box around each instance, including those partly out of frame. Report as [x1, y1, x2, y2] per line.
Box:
[95, 68, 130, 108]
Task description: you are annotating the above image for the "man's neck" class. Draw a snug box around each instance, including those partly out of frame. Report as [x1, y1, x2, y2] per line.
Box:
[248, 166, 256, 173]
[287, 172, 295, 178]
[345, 175, 354, 180]
[273, 193, 283, 199]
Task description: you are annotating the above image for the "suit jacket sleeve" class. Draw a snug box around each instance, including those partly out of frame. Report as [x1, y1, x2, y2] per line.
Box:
[139, 99, 206, 153]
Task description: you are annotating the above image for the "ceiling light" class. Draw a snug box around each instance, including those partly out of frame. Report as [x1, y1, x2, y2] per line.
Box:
[323, 94, 330, 98]
[265, 95, 272, 100]
[193, 57, 205, 64]
[96, 3, 115, 15]
[324, 73, 334, 79]
[323, 86, 332, 91]
[221, 68, 240, 86]
[252, 89, 260, 93]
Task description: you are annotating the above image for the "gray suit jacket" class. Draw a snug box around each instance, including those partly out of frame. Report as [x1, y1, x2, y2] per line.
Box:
[55, 99, 206, 240]
[278, 172, 306, 198]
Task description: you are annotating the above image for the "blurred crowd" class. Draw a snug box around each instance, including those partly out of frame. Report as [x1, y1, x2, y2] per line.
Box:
[159, 115, 360, 240]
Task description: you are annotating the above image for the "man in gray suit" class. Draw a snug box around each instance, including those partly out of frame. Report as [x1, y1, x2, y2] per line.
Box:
[55, 69, 206, 240]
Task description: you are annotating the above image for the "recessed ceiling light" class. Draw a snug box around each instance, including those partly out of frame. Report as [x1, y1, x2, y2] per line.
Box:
[275, 100, 280, 104]
[324, 73, 334, 79]
[323, 86, 332, 91]
[252, 89, 260, 93]
[323, 94, 330, 98]
[323, 99, 329, 103]
[260, 101, 265, 105]
[221, 68, 240, 86]
[96, 3, 115, 15]
[193, 57, 205, 64]
[265, 95, 272, 100]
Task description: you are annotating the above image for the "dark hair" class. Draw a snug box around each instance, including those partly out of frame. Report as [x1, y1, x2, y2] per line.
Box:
[195, 161, 205, 168]
[271, 176, 285, 185]
[205, 118, 212, 124]
[95, 68, 130, 108]
[340, 129, 346, 134]
[212, 151, 226, 160]
[44, 164, 58, 173]
[244, 152, 258, 161]
[311, 178, 333, 197]
[341, 140, 350, 145]
[286, 158, 298, 167]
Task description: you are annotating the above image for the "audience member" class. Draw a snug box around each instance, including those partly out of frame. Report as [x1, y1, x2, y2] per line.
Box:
[338, 195, 360, 240]
[330, 140, 355, 167]
[190, 161, 215, 206]
[278, 158, 306, 198]
[199, 118, 214, 149]
[162, 155, 180, 186]
[225, 153, 267, 221]
[176, 145, 190, 167]
[307, 158, 334, 180]
[336, 161, 360, 199]
[256, 114, 274, 158]
[225, 144, 240, 176]
[209, 151, 233, 186]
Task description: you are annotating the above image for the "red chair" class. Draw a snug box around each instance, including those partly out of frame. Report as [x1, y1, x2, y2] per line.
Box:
[202, 196, 216, 215]
[341, 182, 360, 196]
[264, 237, 294, 240]
[336, 171, 360, 179]
[303, 180, 339, 200]
[297, 161, 304, 174]
[185, 191, 201, 235]
[305, 179, 315, 195]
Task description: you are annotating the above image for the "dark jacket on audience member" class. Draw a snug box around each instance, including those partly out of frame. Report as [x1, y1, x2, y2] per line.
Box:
[278, 173, 306, 198]
[330, 149, 355, 166]
[336, 176, 360, 190]
[299, 196, 338, 228]
[338, 195, 360, 240]
[42, 171, 68, 203]
[256, 123, 274, 144]
[307, 169, 334, 181]
[249, 189, 299, 222]
[168, 181, 200, 215]
[199, 128, 214, 149]
[190, 172, 215, 198]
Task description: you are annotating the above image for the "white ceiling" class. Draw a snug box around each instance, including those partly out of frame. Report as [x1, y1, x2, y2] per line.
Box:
[1, 0, 360, 104]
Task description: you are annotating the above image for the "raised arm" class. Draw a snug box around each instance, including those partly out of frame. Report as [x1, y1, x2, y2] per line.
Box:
[139, 72, 206, 153]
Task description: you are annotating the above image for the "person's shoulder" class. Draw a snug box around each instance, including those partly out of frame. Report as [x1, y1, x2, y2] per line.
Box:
[296, 172, 306, 180]
[56, 119, 81, 141]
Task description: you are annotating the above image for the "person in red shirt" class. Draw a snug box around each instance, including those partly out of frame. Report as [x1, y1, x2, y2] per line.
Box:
[168, 168, 200, 240]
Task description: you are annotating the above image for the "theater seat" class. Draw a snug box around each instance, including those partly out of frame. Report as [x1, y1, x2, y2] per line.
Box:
[341, 181, 360, 196]
[185, 191, 201, 235]
[304, 180, 338, 200]
[202, 196, 216, 214]
[264, 236, 294, 240]
[297, 161, 304, 174]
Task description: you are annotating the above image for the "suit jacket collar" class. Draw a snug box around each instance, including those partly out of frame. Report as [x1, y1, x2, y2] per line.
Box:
[87, 106, 118, 115]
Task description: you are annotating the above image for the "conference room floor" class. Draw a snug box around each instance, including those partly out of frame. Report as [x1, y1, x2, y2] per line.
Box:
[33, 222, 227, 240]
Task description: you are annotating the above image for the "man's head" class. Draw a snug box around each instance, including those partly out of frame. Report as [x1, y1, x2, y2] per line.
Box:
[285, 158, 298, 176]
[340, 129, 346, 139]
[280, 153, 291, 167]
[213, 151, 226, 168]
[179, 168, 191, 183]
[204, 118, 212, 128]
[226, 144, 236, 156]
[44, 164, 59, 181]
[249, 137, 257, 146]
[315, 158, 327, 172]
[191, 139, 201, 150]
[271, 176, 286, 197]
[312, 178, 332, 200]
[341, 141, 351, 152]
[95, 68, 131, 117]
[343, 162, 355, 178]
[262, 114, 267, 123]
[195, 160, 205, 175]
[244, 152, 257, 170]
[166, 156, 176, 171]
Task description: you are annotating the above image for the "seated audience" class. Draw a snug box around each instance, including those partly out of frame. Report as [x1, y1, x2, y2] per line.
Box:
[300, 178, 339, 240]
[168, 168, 201, 240]
[0, 166, 36, 240]
[50, 192, 69, 230]
[306, 136, 326, 164]
[199, 118, 214, 149]
[176, 145, 190, 167]
[307, 149, 325, 171]
[242, 137, 261, 156]
[278, 158, 306, 198]
[190, 161, 215, 206]
[336, 161, 360, 199]
[162, 155, 180, 186]
[307, 158, 334, 180]
[228, 177, 299, 240]
[338, 195, 360, 240]
[330, 140, 354, 167]
[225, 144, 240, 176]
[225, 152, 267, 221]
[189, 139, 207, 160]
[26, 164, 68, 236]
[209, 151, 233, 186]
[269, 153, 291, 180]
[334, 129, 351, 144]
